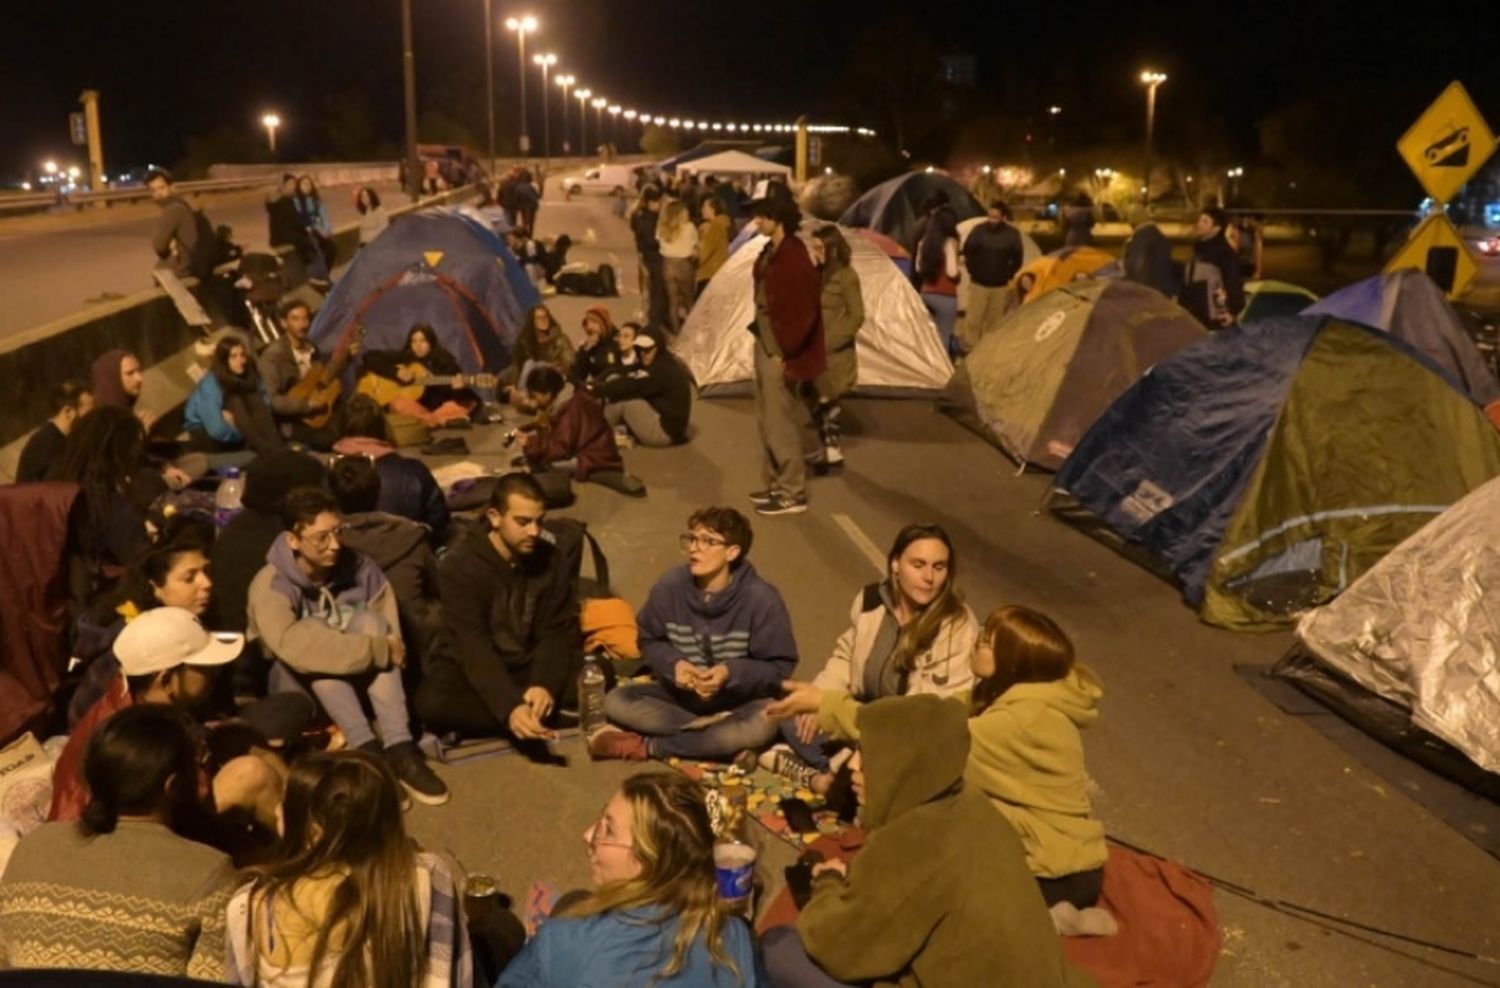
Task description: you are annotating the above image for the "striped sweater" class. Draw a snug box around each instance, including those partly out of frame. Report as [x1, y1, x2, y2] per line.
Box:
[0, 820, 234, 980]
[638, 562, 798, 703]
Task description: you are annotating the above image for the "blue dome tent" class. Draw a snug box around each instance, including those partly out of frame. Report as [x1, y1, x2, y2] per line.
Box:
[309, 207, 540, 374]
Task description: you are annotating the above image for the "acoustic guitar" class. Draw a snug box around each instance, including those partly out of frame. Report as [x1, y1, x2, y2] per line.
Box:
[286, 324, 365, 429]
[356, 363, 502, 407]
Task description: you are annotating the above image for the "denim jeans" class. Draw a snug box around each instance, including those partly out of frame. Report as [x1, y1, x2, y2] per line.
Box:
[307, 666, 413, 750]
[762, 926, 857, 988]
[922, 291, 960, 357]
[777, 718, 841, 774]
[603, 682, 779, 760]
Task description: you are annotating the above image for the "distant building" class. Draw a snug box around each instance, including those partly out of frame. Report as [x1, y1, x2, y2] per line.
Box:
[939, 54, 976, 88]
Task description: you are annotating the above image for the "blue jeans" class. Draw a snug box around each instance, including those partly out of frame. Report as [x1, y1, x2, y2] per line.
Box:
[921, 292, 959, 357]
[763, 926, 857, 988]
[603, 682, 779, 761]
[777, 718, 841, 774]
[307, 667, 413, 750]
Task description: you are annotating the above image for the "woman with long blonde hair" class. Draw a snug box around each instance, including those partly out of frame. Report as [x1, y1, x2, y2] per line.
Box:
[657, 199, 700, 336]
[500, 771, 761, 986]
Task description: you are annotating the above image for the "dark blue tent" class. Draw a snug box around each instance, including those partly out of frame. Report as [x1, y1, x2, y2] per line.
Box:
[309, 207, 539, 374]
[839, 172, 983, 254]
[1049, 315, 1500, 629]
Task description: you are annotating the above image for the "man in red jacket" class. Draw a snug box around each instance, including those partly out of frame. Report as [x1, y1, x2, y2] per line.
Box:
[748, 196, 825, 517]
[518, 365, 646, 496]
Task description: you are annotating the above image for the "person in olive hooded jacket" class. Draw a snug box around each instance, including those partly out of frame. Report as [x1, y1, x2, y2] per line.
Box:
[761, 693, 1093, 988]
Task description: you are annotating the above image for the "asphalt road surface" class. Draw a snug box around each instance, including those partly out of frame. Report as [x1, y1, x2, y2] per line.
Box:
[0, 181, 402, 339]
[386, 177, 1500, 986]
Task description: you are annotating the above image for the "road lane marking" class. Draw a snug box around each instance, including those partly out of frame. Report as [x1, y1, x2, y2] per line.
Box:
[831, 512, 885, 574]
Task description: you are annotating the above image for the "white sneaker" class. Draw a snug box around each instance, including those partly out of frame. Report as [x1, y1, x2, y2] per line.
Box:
[824, 445, 844, 466]
[758, 743, 821, 788]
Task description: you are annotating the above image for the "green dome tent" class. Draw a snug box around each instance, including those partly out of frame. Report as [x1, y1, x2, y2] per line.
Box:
[941, 279, 1206, 470]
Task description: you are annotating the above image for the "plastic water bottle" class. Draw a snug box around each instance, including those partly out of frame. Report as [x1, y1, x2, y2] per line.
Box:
[214, 467, 244, 528]
[579, 652, 608, 737]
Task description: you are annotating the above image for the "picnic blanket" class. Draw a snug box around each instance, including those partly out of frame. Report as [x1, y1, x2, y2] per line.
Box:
[665, 757, 860, 849]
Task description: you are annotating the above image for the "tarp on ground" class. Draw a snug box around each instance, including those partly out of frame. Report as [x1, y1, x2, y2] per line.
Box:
[1292, 472, 1500, 778]
[1305, 269, 1500, 405]
[1240, 279, 1317, 324]
[678, 149, 793, 177]
[1014, 247, 1117, 304]
[309, 207, 539, 373]
[838, 172, 983, 254]
[1049, 316, 1500, 630]
[943, 280, 1206, 470]
[676, 228, 952, 395]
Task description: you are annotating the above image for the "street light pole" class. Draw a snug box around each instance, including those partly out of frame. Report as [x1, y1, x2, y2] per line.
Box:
[592, 97, 606, 152]
[533, 53, 556, 164]
[1047, 105, 1061, 147]
[483, 0, 495, 174]
[556, 74, 574, 154]
[504, 15, 537, 156]
[261, 113, 281, 155]
[1140, 70, 1167, 210]
[576, 89, 591, 156]
[607, 105, 621, 153]
[401, 0, 420, 202]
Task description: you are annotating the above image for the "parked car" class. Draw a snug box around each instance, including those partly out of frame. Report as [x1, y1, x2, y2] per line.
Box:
[1476, 234, 1500, 257]
[565, 164, 638, 196]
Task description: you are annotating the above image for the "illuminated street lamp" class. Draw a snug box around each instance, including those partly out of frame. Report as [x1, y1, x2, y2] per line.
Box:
[608, 104, 621, 145]
[504, 14, 538, 154]
[1139, 70, 1167, 208]
[532, 53, 556, 161]
[591, 97, 606, 146]
[1047, 105, 1061, 146]
[260, 112, 281, 154]
[575, 88, 592, 154]
[555, 74, 575, 154]
[42, 160, 58, 175]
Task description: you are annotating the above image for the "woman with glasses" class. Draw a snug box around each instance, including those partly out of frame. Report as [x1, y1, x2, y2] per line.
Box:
[761, 524, 976, 803]
[499, 772, 763, 987]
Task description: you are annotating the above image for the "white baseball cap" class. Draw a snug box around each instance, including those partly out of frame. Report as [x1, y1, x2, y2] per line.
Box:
[634, 334, 659, 350]
[114, 607, 244, 678]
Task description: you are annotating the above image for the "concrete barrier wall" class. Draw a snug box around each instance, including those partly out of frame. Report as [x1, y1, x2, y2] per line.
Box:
[208, 162, 399, 186]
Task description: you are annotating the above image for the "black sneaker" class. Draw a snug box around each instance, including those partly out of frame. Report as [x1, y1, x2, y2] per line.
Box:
[756, 491, 808, 516]
[748, 488, 778, 507]
[386, 741, 451, 806]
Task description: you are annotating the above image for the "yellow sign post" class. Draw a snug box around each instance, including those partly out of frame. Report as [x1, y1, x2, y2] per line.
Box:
[1385, 213, 1478, 299]
[1396, 81, 1496, 206]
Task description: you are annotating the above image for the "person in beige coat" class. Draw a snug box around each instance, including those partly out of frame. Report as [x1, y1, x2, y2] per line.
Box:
[810, 226, 864, 466]
[760, 523, 976, 794]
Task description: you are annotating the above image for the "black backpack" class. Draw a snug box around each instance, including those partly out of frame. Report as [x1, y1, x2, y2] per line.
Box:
[556, 263, 618, 297]
[541, 516, 611, 601]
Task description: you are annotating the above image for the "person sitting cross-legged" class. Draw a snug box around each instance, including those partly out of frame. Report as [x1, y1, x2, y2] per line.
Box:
[246, 486, 449, 806]
[590, 507, 796, 762]
[517, 365, 646, 497]
[416, 472, 582, 747]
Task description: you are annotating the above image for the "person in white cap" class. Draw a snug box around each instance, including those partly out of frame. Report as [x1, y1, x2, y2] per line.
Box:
[593, 332, 693, 447]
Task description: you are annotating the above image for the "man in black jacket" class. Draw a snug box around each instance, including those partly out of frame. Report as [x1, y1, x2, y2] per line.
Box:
[961, 202, 1024, 342]
[592, 334, 691, 446]
[416, 472, 581, 743]
[631, 186, 670, 334]
[1183, 206, 1245, 327]
[16, 379, 93, 483]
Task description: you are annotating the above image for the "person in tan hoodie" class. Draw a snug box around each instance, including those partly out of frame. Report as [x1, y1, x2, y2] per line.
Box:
[696, 197, 732, 292]
[771, 604, 1108, 909]
[761, 694, 1094, 987]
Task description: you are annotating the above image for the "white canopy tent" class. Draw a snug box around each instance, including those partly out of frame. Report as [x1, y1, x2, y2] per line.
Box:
[675, 226, 953, 395]
[678, 149, 793, 177]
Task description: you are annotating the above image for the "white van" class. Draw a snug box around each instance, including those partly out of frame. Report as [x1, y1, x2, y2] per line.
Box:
[565, 164, 637, 196]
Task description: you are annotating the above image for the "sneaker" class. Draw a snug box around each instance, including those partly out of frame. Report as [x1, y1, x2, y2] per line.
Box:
[748, 488, 778, 508]
[756, 491, 808, 516]
[758, 743, 821, 789]
[588, 726, 650, 761]
[824, 445, 844, 466]
[385, 741, 451, 806]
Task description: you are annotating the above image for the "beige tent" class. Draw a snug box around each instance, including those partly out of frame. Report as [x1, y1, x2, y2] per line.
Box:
[677, 150, 792, 177]
[675, 228, 953, 395]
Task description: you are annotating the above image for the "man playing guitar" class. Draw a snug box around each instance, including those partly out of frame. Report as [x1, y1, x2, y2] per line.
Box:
[258, 299, 359, 449]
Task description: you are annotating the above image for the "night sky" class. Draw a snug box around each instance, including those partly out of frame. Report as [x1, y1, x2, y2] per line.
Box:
[3, 0, 1495, 182]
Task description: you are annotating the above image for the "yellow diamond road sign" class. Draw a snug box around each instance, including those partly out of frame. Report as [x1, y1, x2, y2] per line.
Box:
[1385, 214, 1477, 300]
[1397, 81, 1496, 205]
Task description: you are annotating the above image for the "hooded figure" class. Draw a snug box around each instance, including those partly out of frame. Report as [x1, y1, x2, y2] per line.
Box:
[793, 694, 1091, 987]
[1122, 223, 1180, 300]
[90, 349, 138, 410]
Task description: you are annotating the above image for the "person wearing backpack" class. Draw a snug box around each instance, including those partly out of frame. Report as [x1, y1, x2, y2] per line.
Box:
[417, 473, 584, 745]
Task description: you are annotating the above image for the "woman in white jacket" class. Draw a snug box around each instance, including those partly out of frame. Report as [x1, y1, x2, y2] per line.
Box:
[761, 523, 976, 794]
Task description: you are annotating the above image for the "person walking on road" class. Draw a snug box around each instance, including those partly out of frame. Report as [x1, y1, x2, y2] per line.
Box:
[748, 197, 824, 518]
[962, 202, 1025, 344]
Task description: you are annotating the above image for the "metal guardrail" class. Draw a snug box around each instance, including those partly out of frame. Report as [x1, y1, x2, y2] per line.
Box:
[68, 176, 271, 209]
[0, 190, 63, 215]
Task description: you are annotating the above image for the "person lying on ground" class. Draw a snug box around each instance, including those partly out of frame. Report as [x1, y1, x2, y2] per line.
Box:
[0, 704, 236, 980]
[328, 453, 444, 667]
[333, 393, 451, 542]
[759, 694, 1093, 988]
[498, 771, 763, 987]
[246, 486, 449, 806]
[48, 607, 305, 864]
[185, 334, 284, 457]
[15, 378, 93, 483]
[360, 324, 477, 428]
[769, 605, 1107, 910]
[591, 333, 693, 447]
[590, 507, 795, 763]
[571, 305, 622, 386]
[226, 751, 474, 988]
[760, 524, 975, 797]
[517, 365, 646, 497]
[418, 473, 581, 746]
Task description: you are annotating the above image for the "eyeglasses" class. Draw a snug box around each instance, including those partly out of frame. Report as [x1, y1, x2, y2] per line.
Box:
[679, 533, 727, 551]
[296, 525, 346, 549]
[587, 807, 632, 851]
